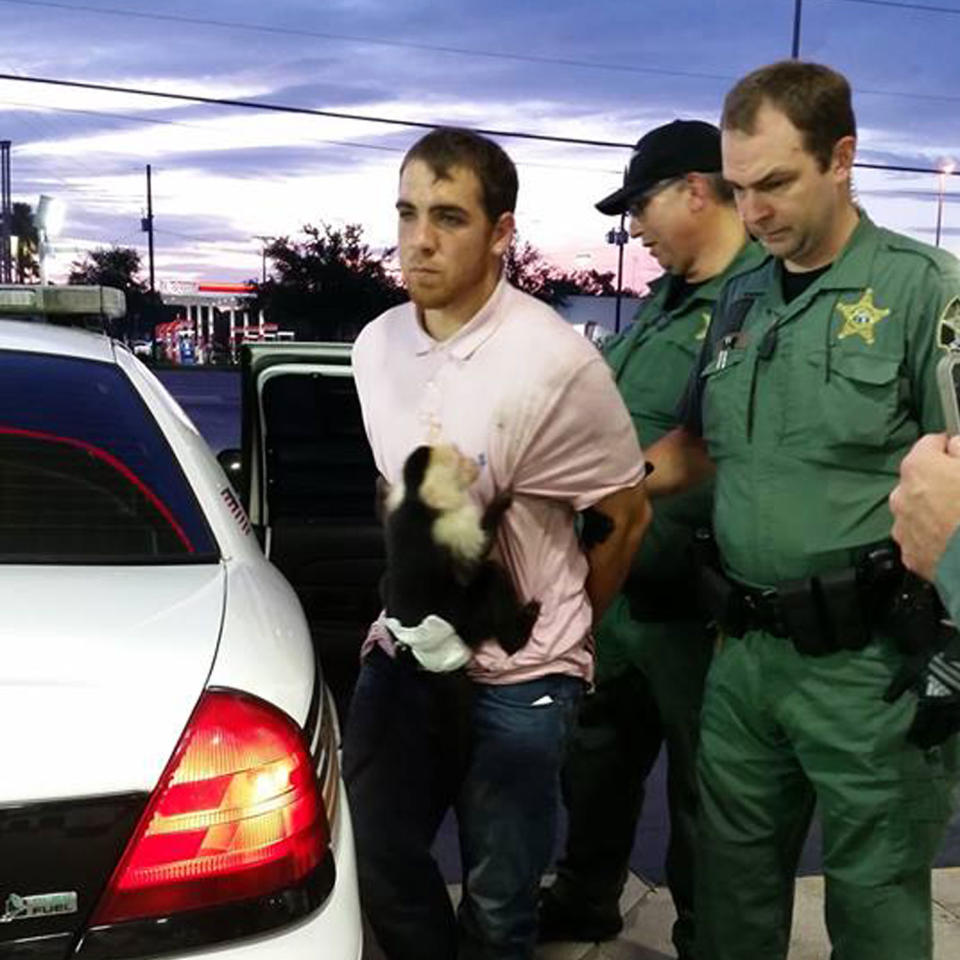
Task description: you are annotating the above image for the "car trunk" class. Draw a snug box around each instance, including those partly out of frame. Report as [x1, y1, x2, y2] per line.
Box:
[0, 563, 225, 959]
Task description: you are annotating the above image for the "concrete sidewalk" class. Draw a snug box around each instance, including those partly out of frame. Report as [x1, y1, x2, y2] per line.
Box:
[362, 870, 960, 958]
[534, 869, 960, 960]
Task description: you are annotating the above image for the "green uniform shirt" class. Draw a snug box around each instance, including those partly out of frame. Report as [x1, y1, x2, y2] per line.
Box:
[686, 213, 960, 587]
[603, 240, 764, 588]
[936, 527, 960, 626]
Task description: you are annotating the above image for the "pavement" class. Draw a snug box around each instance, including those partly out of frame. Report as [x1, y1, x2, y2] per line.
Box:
[532, 869, 960, 960]
[362, 869, 960, 959]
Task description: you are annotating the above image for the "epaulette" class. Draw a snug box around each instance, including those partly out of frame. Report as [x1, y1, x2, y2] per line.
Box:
[880, 227, 960, 274]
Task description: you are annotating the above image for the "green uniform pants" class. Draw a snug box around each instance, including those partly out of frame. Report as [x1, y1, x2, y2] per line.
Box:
[553, 594, 714, 959]
[697, 630, 960, 960]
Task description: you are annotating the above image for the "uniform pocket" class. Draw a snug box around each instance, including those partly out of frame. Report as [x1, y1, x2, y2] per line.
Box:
[623, 338, 701, 441]
[801, 350, 902, 451]
[700, 349, 750, 455]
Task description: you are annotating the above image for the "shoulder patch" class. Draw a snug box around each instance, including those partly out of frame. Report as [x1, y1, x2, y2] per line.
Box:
[938, 295, 960, 351]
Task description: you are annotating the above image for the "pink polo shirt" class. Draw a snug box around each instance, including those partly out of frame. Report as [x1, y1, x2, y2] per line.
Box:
[352, 277, 644, 685]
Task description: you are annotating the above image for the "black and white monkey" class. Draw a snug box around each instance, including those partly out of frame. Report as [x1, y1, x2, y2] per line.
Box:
[379, 443, 541, 656]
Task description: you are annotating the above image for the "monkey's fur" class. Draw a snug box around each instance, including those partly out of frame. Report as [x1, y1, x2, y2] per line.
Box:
[380, 444, 540, 656]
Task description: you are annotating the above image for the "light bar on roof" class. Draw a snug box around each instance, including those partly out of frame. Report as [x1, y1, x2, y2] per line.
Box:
[0, 286, 126, 319]
[0, 288, 38, 309]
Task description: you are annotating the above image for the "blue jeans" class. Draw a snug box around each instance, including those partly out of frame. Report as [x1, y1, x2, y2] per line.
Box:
[458, 672, 584, 960]
[342, 646, 582, 960]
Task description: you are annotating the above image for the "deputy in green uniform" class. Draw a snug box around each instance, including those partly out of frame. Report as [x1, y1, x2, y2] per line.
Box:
[647, 61, 960, 960]
[539, 120, 762, 958]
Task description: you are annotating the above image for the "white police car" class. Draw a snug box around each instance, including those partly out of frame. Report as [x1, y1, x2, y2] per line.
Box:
[0, 286, 362, 960]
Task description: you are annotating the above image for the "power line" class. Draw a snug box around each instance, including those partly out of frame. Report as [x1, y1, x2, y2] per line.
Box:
[0, 97, 621, 180]
[856, 161, 959, 175]
[1, 71, 958, 180]
[833, 0, 960, 13]
[5, 0, 960, 110]
[0, 72, 633, 149]
[0, 0, 732, 83]
[155, 227, 222, 243]
[0, 96, 407, 157]
[0, 97, 202, 131]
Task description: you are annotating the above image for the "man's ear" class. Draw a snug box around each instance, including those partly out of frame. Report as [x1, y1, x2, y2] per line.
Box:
[831, 135, 856, 185]
[490, 211, 515, 258]
[685, 173, 709, 213]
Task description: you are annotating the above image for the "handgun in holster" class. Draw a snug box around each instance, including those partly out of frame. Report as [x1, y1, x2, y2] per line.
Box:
[692, 528, 746, 636]
[877, 567, 950, 658]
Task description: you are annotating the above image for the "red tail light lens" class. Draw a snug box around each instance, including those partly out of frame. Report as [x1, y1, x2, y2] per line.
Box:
[93, 689, 329, 924]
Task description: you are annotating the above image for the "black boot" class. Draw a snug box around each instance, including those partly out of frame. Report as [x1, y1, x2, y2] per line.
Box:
[537, 885, 623, 944]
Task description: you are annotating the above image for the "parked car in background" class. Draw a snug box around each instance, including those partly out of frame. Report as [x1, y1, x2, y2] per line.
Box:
[0, 286, 362, 960]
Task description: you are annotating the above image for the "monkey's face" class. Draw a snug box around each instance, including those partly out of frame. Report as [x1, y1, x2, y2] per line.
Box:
[419, 444, 479, 512]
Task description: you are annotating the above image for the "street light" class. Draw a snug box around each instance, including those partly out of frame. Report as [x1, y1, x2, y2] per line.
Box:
[936, 160, 956, 249]
[34, 194, 66, 283]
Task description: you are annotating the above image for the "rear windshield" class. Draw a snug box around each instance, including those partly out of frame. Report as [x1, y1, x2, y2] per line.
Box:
[0, 349, 219, 563]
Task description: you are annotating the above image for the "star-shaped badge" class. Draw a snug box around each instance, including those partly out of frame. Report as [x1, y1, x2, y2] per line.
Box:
[836, 288, 890, 345]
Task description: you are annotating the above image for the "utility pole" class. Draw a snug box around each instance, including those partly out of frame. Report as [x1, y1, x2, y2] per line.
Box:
[0, 141, 12, 284]
[606, 212, 629, 333]
[141, 164, 155, 292]
[791, 0, 803, 58]
[254, 235, 274, 283]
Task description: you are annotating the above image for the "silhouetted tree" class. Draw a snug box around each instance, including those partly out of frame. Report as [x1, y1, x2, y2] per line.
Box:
[69, 246, 145, 290]
[11, 202, 39, 283]
[256, 223, 404, 341]
[506, 236, 638, 305]
[68, 246, 163, 340]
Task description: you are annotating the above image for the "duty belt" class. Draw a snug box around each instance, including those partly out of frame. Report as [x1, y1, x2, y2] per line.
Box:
[697, 542, 919, 657]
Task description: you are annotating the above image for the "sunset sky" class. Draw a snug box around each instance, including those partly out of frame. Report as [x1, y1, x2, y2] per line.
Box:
[2, 0, 960, 290]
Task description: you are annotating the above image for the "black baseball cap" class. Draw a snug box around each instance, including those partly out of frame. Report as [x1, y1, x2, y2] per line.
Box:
[595, 119, 722, 216]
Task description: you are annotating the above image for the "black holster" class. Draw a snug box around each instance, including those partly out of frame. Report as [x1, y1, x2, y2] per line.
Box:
[873, 567, 950, 657]
[696, 563, 747, 636]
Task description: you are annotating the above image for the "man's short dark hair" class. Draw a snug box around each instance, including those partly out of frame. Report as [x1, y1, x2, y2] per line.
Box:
[703, 172, 735, 206]
[401, 127, 518, 223]
[721, 61, 856, 171]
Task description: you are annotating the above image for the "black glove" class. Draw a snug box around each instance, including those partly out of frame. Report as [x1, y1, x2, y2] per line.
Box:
[885, 631, 960, 749]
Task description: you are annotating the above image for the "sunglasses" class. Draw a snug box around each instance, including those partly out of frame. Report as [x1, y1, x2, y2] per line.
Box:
[626, 177, 684, 218]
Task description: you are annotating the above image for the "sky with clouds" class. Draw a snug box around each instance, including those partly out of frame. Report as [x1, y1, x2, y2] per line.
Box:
[2, 0, 960, 289]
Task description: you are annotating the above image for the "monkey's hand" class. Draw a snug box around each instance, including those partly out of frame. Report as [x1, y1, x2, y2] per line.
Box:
[519, 600, 541, 635]
[495, 599, 542, 656]
[579, 506, 615, 549]
[481, 493, 513, 534]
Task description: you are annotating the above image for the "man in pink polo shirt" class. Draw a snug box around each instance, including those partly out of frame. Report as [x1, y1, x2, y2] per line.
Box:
[341, 127, 651, 960]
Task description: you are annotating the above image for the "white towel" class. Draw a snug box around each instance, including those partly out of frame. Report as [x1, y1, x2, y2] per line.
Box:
[383, 614, 472, 673]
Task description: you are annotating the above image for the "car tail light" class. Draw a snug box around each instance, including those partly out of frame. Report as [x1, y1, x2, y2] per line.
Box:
[92, 689, 329, 924]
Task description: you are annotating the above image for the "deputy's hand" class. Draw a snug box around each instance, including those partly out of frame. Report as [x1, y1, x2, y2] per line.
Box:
[890, 433, 960, 582]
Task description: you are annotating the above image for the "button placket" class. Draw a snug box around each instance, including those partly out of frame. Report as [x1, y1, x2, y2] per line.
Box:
[418, 352, 447, 444]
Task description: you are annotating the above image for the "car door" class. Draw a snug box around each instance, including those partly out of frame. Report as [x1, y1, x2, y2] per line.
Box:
[238, 342, 383, 720]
